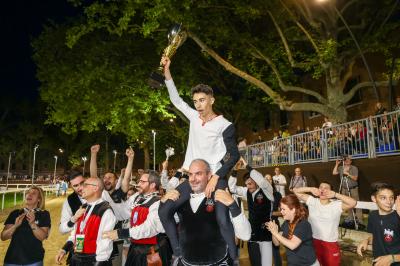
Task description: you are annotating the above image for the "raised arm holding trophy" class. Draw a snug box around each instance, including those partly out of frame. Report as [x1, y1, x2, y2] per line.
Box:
[148, 23, 187, 88]
[157, 30, 241, 263]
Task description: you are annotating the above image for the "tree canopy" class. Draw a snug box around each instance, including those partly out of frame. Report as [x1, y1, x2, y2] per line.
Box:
[33, 11, 275, 167]
[62, 0, 400, 122]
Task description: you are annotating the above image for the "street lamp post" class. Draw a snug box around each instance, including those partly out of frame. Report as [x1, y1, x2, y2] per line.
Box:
[82, 157, 87, 176]
[151, 130, 156, 170]
[32, 144, 39, 186]
[58, 148, 65, 175]
[6, 152, 13, 189]
[113, 150, 117, 173]
[53, 155, 58, 183]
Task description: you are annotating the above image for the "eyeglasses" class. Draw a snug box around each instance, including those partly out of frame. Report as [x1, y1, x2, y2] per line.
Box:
[83, 183, 98, 187]
[72, 181, 85, 188]
[138, 180, 149, 183]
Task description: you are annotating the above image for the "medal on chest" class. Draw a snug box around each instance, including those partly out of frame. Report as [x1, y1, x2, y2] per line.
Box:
[206, 198, 215, 212]
[256, 193, 264, 204]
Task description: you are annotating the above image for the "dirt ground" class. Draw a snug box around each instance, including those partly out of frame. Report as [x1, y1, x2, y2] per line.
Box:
[0, 195, 252, 266]
[0, 194, 370, 266]
[0, 195, 70, 265]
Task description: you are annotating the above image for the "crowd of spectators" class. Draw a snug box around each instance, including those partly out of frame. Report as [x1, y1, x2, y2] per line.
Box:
[241, 99, 400, 167]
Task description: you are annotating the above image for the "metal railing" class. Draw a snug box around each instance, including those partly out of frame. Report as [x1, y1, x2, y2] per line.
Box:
[0, 184, 58, 211]
[241, 110, 400, 168]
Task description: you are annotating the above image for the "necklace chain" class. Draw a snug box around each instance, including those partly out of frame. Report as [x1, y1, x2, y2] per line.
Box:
[200, 113, 217, 126]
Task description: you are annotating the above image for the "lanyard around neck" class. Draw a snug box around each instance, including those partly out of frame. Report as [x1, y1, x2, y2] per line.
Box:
[79, 204, 95, 233]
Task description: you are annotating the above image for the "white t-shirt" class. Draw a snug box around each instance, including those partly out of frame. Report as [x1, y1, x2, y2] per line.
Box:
[306, 196, 342, 242]
[272, 174, 286, 196]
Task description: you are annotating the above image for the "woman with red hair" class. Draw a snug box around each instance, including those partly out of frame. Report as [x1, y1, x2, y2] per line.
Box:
[266, 194, 319, 266]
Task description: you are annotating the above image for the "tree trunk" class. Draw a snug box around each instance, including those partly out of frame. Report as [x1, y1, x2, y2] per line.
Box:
[324, 65, 349, 123]
[324, 104, 348, 124]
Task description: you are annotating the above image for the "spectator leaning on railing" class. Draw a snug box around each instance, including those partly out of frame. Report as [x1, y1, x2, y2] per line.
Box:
[394, 96, 400, 111]
[375, 102, 387, 116]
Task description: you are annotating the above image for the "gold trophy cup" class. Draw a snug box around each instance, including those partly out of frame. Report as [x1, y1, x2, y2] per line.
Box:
[148, 23, 187, 88]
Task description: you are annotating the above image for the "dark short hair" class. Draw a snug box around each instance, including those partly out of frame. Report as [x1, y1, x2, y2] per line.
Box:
[104, 171, 118, 180]
[191, 84, 214, 97]
[319, 181, 334, 191]
[68, 171, 83, 183]
[371, 182, 394, 196]
[242, 172, 251, 182]
[190, 159, 211, 173]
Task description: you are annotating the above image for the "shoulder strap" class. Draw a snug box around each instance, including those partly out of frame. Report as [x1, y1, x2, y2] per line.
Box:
[141, 196, 160, 208]
[67, 192, 82, 215]
[93, 201, 113, 216]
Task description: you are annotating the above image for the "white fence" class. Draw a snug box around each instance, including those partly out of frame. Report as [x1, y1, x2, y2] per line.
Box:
[0, 184, 58, 211]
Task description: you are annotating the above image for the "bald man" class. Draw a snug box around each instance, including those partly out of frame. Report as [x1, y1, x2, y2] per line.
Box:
[64, 177, 116, 266]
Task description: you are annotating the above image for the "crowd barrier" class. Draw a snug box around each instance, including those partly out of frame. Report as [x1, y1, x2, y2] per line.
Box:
[241, 110, 400, 168]
[0, 184, 58, 210]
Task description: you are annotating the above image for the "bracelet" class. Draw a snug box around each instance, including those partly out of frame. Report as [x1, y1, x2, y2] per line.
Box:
[392, 254, 396, 263]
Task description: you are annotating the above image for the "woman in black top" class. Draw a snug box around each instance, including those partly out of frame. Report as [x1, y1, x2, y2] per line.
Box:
[1, 186, 51, 266]
[266, 194, 319, 266]
[265, 174, 283, 266]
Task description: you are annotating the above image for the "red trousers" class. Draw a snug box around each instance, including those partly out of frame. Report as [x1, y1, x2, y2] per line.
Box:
[313, 238, 341, 266]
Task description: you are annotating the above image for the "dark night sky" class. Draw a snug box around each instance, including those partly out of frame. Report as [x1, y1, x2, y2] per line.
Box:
[0, 0, 77, 100]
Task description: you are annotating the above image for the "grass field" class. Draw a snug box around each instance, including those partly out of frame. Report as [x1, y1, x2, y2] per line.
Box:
[0, 190, 58, 213]
[0, 191, 25, 210]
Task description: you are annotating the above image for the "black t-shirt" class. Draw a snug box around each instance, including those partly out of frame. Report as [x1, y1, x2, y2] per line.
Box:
[281, 219, 317, 266]
[367, 210, 400, 264]
[110, 187, 127, 203]
[4, 209, 51, 264]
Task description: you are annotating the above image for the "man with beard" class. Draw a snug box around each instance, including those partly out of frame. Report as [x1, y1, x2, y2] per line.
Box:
[69, 177, 116, 265]
[90, 144, 135, 265]
[162, 159, 251, 265]
[103, 170, 172, 265]
[90, 144, 133, 221]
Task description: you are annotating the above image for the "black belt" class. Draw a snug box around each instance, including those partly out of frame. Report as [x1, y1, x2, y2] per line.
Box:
[131, 235, 168, 255]
[71, 253, 96, 263]
[180, 253, 231, 266]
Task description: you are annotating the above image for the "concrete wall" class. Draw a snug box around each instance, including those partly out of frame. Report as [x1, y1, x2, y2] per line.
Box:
[238, 156, 400, 201]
